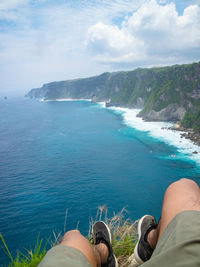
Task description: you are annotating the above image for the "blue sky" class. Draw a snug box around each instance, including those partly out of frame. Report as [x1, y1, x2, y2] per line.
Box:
[0, 0, 200, 95]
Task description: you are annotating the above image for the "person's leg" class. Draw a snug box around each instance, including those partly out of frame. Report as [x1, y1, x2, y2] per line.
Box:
[59, 221, 117, 267]
[156, 178, 200, 241]
[39, 221, 117, 267]
[135, 178, 200, 264]
[60, 230, 108, 267]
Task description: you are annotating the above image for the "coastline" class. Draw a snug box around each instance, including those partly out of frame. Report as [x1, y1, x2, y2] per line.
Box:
[101, 104, 200, 164]
[170, 126, 200, 148]
[40, 98, 200, 164]
[40, 98, 92, 102]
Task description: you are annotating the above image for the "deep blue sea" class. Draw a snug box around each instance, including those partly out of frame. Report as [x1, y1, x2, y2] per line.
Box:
[0, 98, 200, 265]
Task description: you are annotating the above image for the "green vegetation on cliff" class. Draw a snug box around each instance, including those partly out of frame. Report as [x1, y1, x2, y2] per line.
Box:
[182, 110, 200, 132]
[26, 61, 200, 133]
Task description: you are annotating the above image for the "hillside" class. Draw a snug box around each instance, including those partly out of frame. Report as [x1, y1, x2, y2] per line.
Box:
[26, 62, 200, 133]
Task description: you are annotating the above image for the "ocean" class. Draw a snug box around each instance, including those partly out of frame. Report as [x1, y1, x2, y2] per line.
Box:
[0, 97, 200, 265]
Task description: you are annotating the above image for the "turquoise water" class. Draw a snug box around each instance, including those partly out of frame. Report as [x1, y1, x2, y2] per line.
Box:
[0, 98, 200, 265]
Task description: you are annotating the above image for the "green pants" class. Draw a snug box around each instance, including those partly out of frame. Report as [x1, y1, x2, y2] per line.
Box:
[38, 245, 91, 267]
[142, 210, 200, 267]
[39, 210, 200, 267]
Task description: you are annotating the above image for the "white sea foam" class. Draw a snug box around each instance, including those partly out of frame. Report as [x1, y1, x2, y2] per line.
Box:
[107, 106, 200, 164]
[96, 102, 106, 108]
[44, 98, 92, 102]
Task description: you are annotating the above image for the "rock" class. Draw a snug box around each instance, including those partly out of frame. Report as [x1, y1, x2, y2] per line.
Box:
[192, 151, 198, 154]
[91, 95, 98, 103]
[141, 104, 186, 122]
[105, 102, 114, 107]
[146, 87, 152, 92]
[187, 89, 200, 99]
[174, 121, 181, 129]
[179, 131, 200, 147]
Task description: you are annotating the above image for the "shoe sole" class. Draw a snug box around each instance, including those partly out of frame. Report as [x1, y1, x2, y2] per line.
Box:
[94, 221, 118, 267]
[134, 215, 149, 265]
[114, 255, 118, 267]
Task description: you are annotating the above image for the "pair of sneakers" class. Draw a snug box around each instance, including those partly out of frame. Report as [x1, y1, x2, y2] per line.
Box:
[93, 215, 157, 267]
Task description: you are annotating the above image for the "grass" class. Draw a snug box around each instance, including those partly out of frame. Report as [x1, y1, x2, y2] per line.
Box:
[89, 206, 138, 267]
[1, 207, 139, 267]
[0, 233, 47, 267]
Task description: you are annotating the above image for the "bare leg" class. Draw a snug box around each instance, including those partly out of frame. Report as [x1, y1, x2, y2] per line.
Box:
[60, 230, 108, 267]
[147, 178, 200, 248]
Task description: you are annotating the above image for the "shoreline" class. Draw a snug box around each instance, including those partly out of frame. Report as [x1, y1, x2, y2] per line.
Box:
[101, 102, 200, 150]
[40, 98, 200, 163]
[170, 126, 200, 149]
[41, 98, 92, 102]
[103, 105, 200, 164]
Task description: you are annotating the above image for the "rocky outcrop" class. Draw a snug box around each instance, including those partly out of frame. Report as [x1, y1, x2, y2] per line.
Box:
[187, 88, 200, 99]
[180, 131, 200, 146]
[91, 95, 98, 103]
[139, 104, 186, 122]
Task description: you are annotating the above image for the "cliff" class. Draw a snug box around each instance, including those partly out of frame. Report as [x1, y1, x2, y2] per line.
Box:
[26, 61, 200, 133]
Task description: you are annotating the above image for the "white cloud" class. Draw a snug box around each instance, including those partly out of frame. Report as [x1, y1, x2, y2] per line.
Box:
[0, 0, 147, 94]
[0, 0, 29, 20]
[86, 22, 145, 63]
[86, 0, 200, 67]
[0, 0, 28, 10]
[0, 0, 199, 95]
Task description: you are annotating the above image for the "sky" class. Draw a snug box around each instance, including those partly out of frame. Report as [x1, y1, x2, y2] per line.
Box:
[0, 0, 200, 96]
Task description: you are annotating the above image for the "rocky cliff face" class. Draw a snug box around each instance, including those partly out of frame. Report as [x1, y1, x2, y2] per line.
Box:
[138, 104, 186, 122]
[26, 62, 200, 130]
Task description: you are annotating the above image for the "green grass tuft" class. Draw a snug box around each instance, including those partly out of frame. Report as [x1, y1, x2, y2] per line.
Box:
[0, 234, 47, 267]
[88, 206, 138, 267]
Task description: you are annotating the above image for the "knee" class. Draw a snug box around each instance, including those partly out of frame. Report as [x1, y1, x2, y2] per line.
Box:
[178, 178, 198, 186]
[172, 178, 198, 188]
[165, 178, 199, 196]
[60, 229, 96, 267]
[62, 230, 81, 242]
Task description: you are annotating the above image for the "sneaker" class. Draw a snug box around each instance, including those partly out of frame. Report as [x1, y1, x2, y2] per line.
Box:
[134, 215, 157, 265]
[93, 221, 118, 267]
